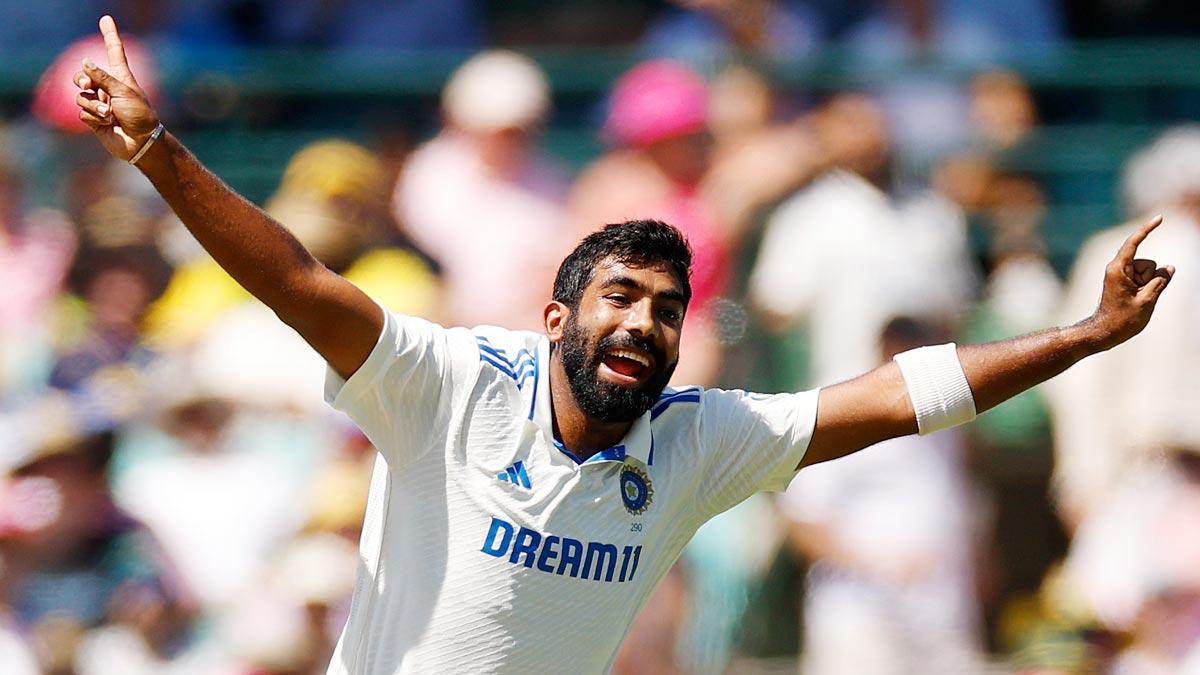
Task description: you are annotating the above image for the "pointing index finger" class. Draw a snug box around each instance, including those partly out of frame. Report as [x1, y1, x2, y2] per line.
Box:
[99, 15, 131, 74]
[1117, 214, 1163, 264]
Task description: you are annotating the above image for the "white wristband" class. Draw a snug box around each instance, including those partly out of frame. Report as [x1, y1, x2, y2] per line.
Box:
[129, 122, 165, 165]
[893, 343, 976, 435]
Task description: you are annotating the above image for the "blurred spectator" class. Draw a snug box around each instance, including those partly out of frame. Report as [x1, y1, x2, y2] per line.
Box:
[112, 326, 336, 612]
[641, 0, 825, 60]
[203, 530, 358, 674]
[49, 247, 168, 394]
[303, 427, 373, 542]
[55, 149, 166, 256]
[1000, 561, 1106, 674]
[574, 60, 821, 385]
[841, 0, 1062, 172]
[969, 70, 1038, 153]
[0, 428, 194, 674]
[749, 93, 975, 388]
[1061, 448, 1200, 667]
[0, 143, 77, 401]
[395, 50, 571, 331]
[1046, 127, 1200, 528]
[247, 428, 374, 672]
[779, 317, 985, 675]
[266, 139, 444, 319]
[676, 494, 785, 674]
[612, 565, 691, 675]
[845, 0, 1063, 61]
[703, 65, 828, 242]
[149, 138, 443, 347]
[0, 618, 39, 675]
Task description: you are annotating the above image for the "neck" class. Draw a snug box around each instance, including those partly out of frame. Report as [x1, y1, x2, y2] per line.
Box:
[548, 351, 633, 460]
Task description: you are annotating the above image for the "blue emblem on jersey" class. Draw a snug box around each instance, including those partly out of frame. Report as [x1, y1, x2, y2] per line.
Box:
[497, 461, 532, 489]
[620, 466, 653, 515]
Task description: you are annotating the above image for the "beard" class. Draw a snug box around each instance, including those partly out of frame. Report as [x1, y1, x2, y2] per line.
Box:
[559, 315, 677, 423]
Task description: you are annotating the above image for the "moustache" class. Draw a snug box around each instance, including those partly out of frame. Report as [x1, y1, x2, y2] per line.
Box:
[593, 333, 667, 372]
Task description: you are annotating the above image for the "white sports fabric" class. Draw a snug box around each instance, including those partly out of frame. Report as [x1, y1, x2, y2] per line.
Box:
[323, 308, 818, 674]
[892, 343, 976, 436]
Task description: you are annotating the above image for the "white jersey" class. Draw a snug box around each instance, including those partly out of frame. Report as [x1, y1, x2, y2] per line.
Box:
[323, 309, 818, 674]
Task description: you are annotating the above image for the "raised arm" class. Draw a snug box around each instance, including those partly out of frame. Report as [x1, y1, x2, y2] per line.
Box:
[801, 215, 1174, 468]
[73, 16, 381, 379]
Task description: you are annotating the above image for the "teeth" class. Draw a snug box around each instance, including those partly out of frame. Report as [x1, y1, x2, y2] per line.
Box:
[611, 349, 650, 367]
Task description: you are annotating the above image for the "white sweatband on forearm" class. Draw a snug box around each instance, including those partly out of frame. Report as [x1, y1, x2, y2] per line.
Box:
[893, 343, 976, 435]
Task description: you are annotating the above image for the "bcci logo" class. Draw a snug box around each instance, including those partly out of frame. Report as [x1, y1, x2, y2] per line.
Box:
[619, 465, 653, 515]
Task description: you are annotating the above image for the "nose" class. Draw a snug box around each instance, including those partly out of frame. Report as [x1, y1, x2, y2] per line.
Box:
[623, 298, 656, 337]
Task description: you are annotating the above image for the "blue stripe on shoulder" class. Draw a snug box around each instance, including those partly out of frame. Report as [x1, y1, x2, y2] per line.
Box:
[478, 342, 513, 365]
[512, 356, 536, 377]
[650, 392, 701, 420]
[480, 354, 518, 379]
[477, 337, 538, 392]
[527, 349, 540, 420]
[657, 386, 701, 401]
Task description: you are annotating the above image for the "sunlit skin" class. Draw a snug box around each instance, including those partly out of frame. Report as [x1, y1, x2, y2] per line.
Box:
[544, 259, 687, 458]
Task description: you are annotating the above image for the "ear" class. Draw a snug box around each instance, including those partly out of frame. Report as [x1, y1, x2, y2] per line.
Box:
[544, 301, 569, 343]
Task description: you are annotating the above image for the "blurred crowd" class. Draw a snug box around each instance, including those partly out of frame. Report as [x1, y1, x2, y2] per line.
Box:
[4, 1, 1200, 674]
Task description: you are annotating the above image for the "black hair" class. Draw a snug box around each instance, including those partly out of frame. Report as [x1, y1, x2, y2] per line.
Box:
[552, 220, 693, 310]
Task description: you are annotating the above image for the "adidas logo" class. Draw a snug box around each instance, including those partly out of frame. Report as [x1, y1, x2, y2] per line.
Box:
[497, 461, 532, 490]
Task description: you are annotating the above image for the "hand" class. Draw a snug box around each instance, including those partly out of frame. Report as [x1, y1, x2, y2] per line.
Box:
[72, 15, 160, 161]
[1089, 215, 1175, 350]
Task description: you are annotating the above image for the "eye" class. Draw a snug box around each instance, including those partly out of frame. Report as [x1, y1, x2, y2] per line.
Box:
[605, 294, 631, 307]
[657, 307, 682, 325]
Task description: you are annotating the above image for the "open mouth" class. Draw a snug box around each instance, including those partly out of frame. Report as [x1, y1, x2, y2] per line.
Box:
[599, 347, 654, 385]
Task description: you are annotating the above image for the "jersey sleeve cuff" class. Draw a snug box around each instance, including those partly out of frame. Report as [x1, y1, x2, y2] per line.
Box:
[324, 302, 395, 410]
[762, 388, 820, 492]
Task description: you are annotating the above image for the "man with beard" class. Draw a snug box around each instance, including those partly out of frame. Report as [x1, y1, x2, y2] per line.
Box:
[74, 16, 1175, 675]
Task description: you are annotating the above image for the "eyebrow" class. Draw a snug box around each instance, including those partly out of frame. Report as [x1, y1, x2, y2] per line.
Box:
[599, 275, 687, 306]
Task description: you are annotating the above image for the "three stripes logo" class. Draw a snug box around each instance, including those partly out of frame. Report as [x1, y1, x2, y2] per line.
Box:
[497, 461, 532, 490]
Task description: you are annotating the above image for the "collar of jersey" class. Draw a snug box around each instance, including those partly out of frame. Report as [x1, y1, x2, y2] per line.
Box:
[531, 336, 653, 467]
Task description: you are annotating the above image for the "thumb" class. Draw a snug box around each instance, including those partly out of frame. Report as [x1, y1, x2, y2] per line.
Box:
[1136, 269, 1173, 302]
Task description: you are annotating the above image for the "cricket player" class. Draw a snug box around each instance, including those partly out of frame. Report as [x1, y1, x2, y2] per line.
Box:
[74, 15, 1174, 674]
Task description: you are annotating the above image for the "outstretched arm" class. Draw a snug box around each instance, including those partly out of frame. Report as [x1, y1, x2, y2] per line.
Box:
[800, 215, 1174, 468]
[73, 15, 381, 379]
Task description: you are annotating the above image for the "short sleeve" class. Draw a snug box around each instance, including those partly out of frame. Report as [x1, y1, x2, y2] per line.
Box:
[696, 388, 819, 519]
[324, 307, 478, 467]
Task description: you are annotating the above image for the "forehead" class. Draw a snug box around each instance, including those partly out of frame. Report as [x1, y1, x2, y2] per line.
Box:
[585, 258, 684, 298]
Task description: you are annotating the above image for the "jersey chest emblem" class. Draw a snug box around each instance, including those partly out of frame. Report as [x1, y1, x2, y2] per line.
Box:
[619, 465, 653, 515]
